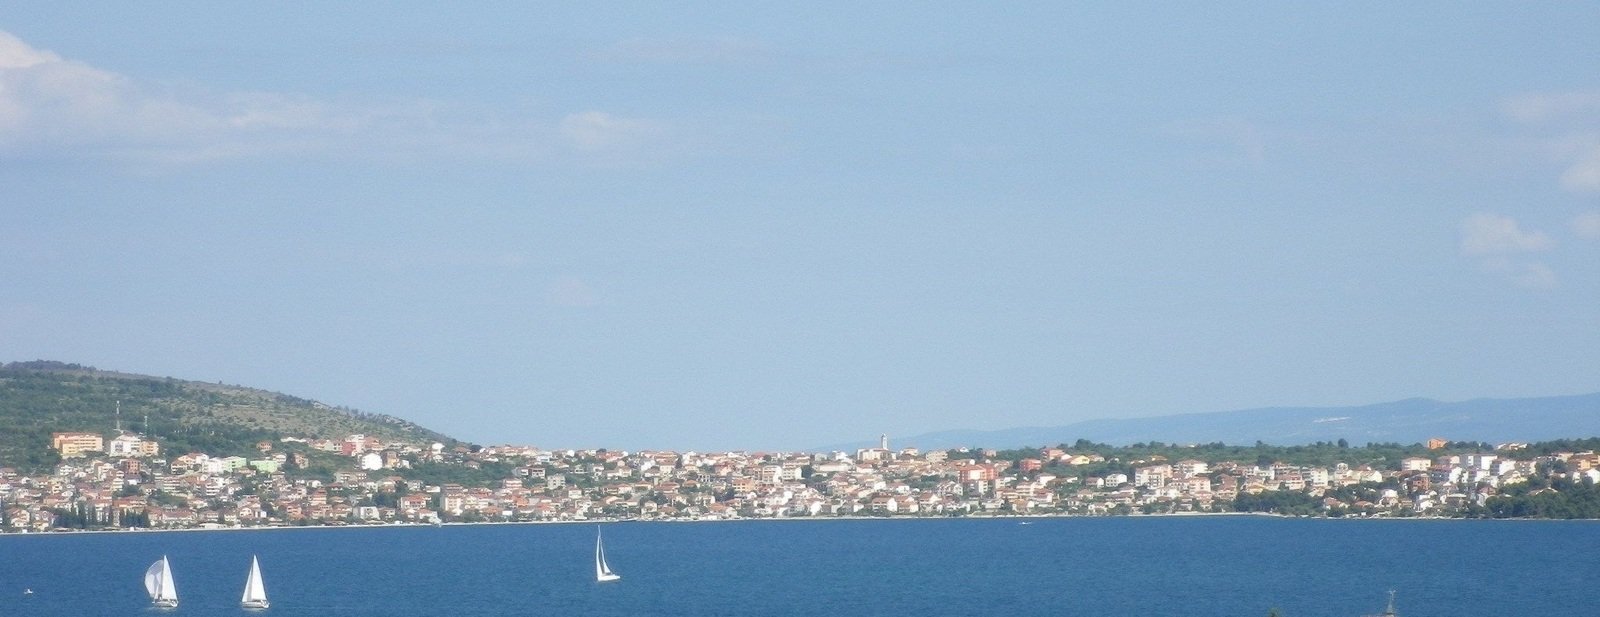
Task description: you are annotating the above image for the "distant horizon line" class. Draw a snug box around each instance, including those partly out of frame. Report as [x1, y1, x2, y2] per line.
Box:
[7, 359, 1598, 454]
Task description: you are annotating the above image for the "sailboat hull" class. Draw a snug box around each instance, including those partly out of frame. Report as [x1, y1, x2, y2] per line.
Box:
[152, 598, 179, 609]
[242, 599, 270, 609]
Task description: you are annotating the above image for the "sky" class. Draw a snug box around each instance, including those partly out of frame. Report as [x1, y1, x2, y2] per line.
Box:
[2, 5, 1597, 452]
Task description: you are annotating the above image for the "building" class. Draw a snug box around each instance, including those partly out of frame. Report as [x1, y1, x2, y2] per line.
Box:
[249, 459, 281, 473]
[108, 434, 143, 457]
[1401, 457, 1432, 472]
[106, 434, 160, 458]
[52, 432, 105, 457]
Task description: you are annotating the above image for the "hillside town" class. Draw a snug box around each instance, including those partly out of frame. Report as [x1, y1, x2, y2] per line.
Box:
[3, 431, 1598, 532]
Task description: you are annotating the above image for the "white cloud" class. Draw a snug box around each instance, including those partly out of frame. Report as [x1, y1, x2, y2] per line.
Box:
[1502, 90, 1600, 123]
[559, 111, 667, 153]
[1500, 89, 1600, 195]
[1560, 144, 1600, 193]
[1459, 214, 1562, 289]
[1479, 257, 1558, 290]
[0, 32, 132, 138]
[1459, 213, 1554, 256]
[0, 30, 59, 68]
[1574, 211, 1600, 241]
[0, 31, 344, 160]
[0, 30, 680, 166]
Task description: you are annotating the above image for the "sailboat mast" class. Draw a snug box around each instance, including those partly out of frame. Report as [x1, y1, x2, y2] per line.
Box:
[595, 526, 620, 581]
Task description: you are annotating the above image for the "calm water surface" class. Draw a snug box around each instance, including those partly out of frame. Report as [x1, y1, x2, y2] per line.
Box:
[0, 516, 1593, 616]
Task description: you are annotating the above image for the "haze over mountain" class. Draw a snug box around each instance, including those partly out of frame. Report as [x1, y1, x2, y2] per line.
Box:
[820, 393, 1600, 452]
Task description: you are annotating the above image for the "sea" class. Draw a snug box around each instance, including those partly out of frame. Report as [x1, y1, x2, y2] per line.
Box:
[0, 516, 1594, 616]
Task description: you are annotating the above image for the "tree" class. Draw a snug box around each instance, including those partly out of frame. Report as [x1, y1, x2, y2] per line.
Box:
[120, 509, 150, 528]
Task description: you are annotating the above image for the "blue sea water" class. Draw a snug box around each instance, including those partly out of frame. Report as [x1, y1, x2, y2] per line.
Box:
[0, 516, 1594, 617]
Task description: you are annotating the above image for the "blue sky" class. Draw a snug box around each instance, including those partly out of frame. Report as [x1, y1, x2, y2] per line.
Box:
[2, 5, 1597, 451]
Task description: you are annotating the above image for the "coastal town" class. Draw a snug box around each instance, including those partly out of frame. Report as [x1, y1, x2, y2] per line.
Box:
[3, 430, 1597, 531]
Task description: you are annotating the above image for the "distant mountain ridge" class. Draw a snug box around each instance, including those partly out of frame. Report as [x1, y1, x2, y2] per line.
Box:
[818, 392, 1600, 452]
[0, 360, 457, 468]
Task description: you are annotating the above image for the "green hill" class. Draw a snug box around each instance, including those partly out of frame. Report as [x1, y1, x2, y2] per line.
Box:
[0, 360, 457, 471]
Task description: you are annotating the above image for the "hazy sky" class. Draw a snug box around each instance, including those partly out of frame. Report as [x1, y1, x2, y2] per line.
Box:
[3, 5, 1597, 451]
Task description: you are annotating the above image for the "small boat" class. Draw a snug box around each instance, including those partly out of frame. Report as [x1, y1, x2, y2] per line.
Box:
[22, 588, 31, 596]
[144, 556, 179, 609]
[241, 555, 270, 609]
[595, 527, 621, 582]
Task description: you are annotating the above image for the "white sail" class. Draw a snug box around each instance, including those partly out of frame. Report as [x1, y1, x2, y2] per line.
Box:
[143, 560, 161, 598]
[241, 555, 269, 609]
[595, 527, 620, 582]
[158, 557, 178, 602]
[146, 556, 178, 608]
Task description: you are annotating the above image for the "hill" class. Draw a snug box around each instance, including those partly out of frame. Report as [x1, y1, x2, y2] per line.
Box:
[0, 360, 456, 470]
[820, 392, 1600, 452]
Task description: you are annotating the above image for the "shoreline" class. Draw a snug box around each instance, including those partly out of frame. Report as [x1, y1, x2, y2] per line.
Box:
[4, 510, 1594, 539]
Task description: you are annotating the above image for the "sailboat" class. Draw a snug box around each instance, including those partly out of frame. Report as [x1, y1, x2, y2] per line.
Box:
[1362, 591, 1397, 617]
[144, 556, 179, 609]
[241, 555, 270, 609]
[595, 527, 621, 582]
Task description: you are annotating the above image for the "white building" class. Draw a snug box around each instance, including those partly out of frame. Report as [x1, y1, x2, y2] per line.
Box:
[108, 434, 145, 457]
